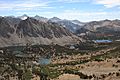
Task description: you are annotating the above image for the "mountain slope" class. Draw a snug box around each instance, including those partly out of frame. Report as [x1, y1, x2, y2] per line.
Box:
[82, 20, 120, 31]
[0, 17, 80, 47]
[49, 17, 84, 32]
[76, 19, 120, 40]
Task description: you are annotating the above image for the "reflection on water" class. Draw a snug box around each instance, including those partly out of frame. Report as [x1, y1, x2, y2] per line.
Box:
[13, 50, 51, 65]
[38, 58, 51, 65]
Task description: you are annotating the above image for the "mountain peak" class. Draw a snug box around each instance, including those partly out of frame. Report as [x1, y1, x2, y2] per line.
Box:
[34, 15, 39, 17]
[33, 15, 48, 22]
[18, 14, 28, 20]
[50, 17, 61, 22]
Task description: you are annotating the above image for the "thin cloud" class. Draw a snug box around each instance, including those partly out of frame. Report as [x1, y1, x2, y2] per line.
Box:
[94, 0, 120, 8]
[58, 0, 90, 3]
[57, 10, 107, 17]
[0, 0, 51, 10]
[53, 10, 109, 21]
[0, 0, 119, 21]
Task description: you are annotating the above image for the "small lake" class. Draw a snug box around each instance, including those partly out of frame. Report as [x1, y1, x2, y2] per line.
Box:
[93, 40, 112, 43]
[13, 50, 51, 65]
[38, 58, 51, 65]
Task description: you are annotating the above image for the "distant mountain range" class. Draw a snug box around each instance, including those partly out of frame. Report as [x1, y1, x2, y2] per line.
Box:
[76, 19, 120, 40]
[0, 16, 81, 47]
[16, 15, 85, 33]
[31, 15, 85, 32]
[48, 17, 85, 32]
[1, 15, 120, 47]
[77, 19, 120, 33]
[82, 19, 120, 31]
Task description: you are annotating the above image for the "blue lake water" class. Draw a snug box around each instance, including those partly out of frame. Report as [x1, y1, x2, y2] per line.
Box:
[93, 40, 112, 43]
[38, 58, 51, 65]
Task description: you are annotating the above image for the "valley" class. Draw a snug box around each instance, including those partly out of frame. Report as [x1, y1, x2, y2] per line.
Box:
[0, 16, 120, 80]
[1, 40, 120, 80]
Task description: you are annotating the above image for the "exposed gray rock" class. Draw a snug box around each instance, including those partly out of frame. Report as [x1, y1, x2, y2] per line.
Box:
[0, 17, 80, 47]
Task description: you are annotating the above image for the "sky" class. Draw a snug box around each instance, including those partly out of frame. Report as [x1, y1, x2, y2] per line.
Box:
[0, 0, 120, 22]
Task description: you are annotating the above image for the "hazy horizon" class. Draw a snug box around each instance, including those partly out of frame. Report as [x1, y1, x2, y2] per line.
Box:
[1, 14, 120, 23]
